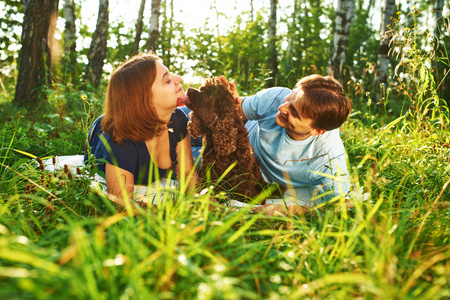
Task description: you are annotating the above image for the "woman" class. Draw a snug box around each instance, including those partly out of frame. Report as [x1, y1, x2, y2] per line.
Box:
[84, 53, 197, 203]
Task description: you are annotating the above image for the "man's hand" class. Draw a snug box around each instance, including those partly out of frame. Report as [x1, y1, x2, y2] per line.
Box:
[220, 75, 240, 104]
[252, 204, 308, 216]
[220, 75, 246, 120]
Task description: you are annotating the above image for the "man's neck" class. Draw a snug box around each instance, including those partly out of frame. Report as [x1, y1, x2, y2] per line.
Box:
[286, 131, 311, 141]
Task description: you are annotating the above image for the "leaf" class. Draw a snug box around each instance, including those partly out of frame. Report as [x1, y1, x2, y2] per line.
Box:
[64, 117, 73, 125]
[45, 113, 60, 119]
[445, 163, 450, 174]
[11, 148, 37, 159]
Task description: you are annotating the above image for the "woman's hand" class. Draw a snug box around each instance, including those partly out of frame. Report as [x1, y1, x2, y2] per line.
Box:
[175, 133, 199, 193]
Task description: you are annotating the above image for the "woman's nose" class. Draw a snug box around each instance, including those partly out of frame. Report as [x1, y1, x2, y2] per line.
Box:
[173, 74, 182, 85]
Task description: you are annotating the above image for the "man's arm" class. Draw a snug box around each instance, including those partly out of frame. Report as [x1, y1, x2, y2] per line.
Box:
[252, 203, 309, 216]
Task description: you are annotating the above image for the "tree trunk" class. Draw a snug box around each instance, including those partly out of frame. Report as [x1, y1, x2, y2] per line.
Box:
[63, 0, 77, 84]
[213, 0, 220, 33]
[147, 0, 161, 52]
[376, 0, 396, 86]
[367, 0, 375, 20]
[329, 0, 355, 81]
[268, 0, 278, 87]
[285, 0, 298, 65]
[165, 0, 174, 65]
[131, 0, 146, 56]
[64, 0, 76, 53]
[14, 0, 60, 107]
[433, 0, 444, 37]
[86, 0, 109, 88]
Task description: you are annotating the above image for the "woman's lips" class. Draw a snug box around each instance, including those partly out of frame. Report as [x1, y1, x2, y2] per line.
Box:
[176, 86, 186, 106]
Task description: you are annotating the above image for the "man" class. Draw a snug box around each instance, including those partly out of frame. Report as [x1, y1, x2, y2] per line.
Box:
[221, 75, 353, 215]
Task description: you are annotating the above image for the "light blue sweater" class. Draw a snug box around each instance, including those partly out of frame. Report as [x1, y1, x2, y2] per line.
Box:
[242, 87, 351, 205]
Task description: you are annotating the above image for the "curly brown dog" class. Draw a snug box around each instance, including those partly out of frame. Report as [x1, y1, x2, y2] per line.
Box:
[184, 77, 285, 203]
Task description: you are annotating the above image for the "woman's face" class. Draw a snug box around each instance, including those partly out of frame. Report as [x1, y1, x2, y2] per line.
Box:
[151, 60, 185, 120]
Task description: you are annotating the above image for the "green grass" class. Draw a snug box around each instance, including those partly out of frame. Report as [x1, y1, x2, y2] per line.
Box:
[1, 48, 450, 298]
[0, 86, 449, 299]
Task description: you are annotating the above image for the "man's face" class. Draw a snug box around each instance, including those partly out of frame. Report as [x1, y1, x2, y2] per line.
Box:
[275, 88, 324, 141]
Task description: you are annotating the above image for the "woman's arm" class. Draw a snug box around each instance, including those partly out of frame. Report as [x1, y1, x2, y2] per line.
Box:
[105, 163, 135, 199]
[105, 163, 152, 210]
[175, 133, 198, 192]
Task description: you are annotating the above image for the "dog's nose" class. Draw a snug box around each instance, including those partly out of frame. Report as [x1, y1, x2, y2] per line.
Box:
[187, 87, 196, 96]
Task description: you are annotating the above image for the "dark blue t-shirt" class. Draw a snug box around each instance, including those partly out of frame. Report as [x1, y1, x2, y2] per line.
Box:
[84, 108, 188, 185]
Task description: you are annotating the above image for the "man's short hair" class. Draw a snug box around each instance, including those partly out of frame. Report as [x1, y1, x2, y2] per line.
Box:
[293, 74, 353, 131]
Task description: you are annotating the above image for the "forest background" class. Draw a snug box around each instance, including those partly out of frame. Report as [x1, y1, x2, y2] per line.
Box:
[0, 0, 449, 299]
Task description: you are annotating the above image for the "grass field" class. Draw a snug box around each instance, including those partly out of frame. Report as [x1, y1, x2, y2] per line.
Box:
[1, 47, 450, 299]
[0, 82, 448, 299]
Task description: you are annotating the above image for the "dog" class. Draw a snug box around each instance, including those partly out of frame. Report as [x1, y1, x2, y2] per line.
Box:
[184, 77, 285, 203]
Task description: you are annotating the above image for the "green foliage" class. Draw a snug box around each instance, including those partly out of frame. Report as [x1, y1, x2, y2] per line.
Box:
[0, 53, 449, 297]
[388, 7, 450, 130]
[344, 0, 379, 82]
[0, 2, 449, 299]
[0, 0, 22, 71]
[107, 21, 135, 69]
[158, 15, 187, 76]
[184, 11, 271, 94]
[0, 86, 103, 167]
[279, 0, 333, 87]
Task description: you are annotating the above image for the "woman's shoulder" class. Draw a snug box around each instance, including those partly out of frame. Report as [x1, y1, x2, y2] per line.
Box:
[172, 107, 189, 122]
[169, 108, 189, 140]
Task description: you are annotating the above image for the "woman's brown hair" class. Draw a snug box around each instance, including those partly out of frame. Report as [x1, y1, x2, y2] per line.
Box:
[294, 74, 353, 131]
[101, 53, 166, 145]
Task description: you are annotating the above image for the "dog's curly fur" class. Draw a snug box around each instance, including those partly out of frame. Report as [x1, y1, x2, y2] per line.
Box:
[185, 77, 284, 202]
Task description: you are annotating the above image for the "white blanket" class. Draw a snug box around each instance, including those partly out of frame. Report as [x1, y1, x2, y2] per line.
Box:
[42, 155, 276, 207]
[43, 155, 367, 208]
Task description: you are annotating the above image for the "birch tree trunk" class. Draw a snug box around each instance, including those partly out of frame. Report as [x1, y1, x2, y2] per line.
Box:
[86, 0, 109, 88]
[165, 0, 174, 65]
[64, 0, 76, 53]
[268, 0, 278, 87]
[285, 0, 298, 67]
[131, 0, 146, 55]
[433, 0, 444, 37]
[367, 0, 375, 26]
[147, 0, 161, 52]
[14, 0, 60, 107]
[329, 0, 355, 81]
[63, 0, 77, 84]
[376, 0, 396, 86]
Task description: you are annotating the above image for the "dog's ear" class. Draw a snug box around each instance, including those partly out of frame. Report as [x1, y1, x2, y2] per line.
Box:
[213, 117, 237, 156]
[187, 112, 204, 138]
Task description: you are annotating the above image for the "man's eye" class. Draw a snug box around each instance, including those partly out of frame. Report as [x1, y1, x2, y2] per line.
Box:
[290, 105, 297, 117]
